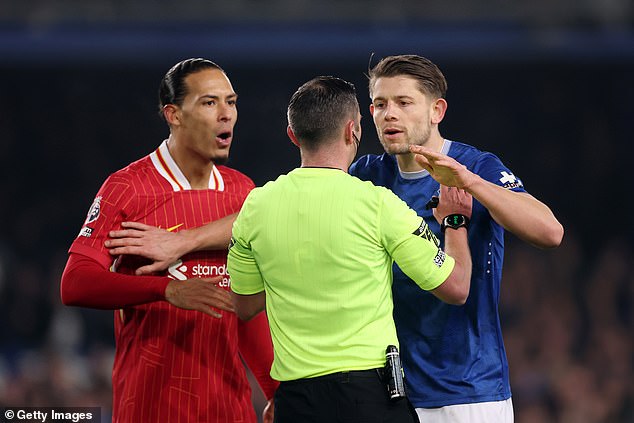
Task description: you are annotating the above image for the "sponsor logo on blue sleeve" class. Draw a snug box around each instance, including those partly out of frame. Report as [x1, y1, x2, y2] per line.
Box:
[499, 171, 523, 189]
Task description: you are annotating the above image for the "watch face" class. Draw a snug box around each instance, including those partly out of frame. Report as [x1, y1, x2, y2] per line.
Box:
[447, 215, 466, 226]
[442, 214, 468, 231]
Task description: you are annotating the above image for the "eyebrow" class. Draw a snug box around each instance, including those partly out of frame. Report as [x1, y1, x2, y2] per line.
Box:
[199, 93, 238, 101]
[372, 95, 414, 102]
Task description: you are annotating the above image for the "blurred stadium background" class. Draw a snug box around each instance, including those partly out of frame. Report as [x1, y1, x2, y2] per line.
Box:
[0, 1, 632, 422]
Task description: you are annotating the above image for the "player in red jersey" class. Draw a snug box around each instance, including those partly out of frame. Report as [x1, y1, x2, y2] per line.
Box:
[60, 58, 277, 423]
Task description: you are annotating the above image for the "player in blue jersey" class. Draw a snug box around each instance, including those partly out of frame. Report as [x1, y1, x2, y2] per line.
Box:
[349, 54, 564, 423]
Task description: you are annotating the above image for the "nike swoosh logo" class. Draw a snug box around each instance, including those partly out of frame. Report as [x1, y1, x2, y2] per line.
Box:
[167, 223, 184, 232]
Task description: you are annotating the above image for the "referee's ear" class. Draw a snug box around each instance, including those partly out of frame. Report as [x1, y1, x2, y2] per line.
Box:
[287, 125, 300, 148]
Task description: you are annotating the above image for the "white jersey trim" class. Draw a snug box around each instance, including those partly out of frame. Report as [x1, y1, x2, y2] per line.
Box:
[150, 140, 225, 191]
[398, 139, 452, 180]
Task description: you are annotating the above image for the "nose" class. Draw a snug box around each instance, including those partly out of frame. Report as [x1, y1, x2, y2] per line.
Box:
[217, 103, 234, 122]
[383, 101, 397, 121]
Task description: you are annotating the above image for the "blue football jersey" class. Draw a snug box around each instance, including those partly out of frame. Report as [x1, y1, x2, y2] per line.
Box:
[349, 140, 526, 407]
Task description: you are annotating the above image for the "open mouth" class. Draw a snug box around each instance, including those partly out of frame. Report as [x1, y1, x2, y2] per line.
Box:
[216, 131, 232, 145]
[384, 128, 402, 136]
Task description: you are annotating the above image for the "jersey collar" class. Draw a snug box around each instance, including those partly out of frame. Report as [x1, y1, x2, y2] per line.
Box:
[150, 140, 225, 191]
[398, 139, 452, 180]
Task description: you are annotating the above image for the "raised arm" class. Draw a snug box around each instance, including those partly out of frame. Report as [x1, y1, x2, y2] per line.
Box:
[105, 213, 237, 275]
[410, 145, 563, 249]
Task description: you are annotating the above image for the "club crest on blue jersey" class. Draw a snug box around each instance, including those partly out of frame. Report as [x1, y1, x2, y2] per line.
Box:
[85, 196, 102, 224]
[498, 171, 523, 189]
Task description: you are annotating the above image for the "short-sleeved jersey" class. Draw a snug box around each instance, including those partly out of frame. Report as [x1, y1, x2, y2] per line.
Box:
[228, 167, 454, 381]
[349, 140, 526, 408]
[69, 140, 256, 423]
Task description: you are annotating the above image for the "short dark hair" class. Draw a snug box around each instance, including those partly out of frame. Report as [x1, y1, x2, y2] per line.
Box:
[287, 76, 359, 150]
[368, 55, 447, 100]
[158, 58, 224, 119]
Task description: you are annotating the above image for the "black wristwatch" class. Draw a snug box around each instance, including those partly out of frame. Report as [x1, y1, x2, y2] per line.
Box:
[440, 214, 470, 232]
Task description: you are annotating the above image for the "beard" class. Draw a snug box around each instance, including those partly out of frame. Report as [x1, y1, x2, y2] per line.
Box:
[378, 124, 432, 155]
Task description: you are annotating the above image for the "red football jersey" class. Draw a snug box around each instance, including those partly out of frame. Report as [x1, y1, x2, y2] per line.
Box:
[70, 141, 259, 423]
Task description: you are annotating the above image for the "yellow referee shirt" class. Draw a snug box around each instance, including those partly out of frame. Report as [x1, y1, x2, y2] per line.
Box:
[228, 168, 453, 381]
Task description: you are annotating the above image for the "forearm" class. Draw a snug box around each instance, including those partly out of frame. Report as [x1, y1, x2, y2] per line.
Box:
[61, 253, 170, 309]
[466, 176, 563, 248]
[238, 312, 279, 400]
[181, 212, 237, 252]
[231, 291, 266, 321]
[431, 227, 472, 304]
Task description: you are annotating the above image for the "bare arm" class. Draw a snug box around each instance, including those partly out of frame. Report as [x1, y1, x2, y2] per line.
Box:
[428, 185, 472, 305]
[461, 177, 563, 248]
[105, 213, 237, 275]
[231, 291, 266, 321]
[410, 145, 563, 249]
[431, 227, 472, 304]
[164, 278, 235, 318]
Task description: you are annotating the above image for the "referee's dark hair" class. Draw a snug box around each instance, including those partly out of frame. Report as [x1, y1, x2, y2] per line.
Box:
[158, 58, 224, 120]
[287, 76, 360, 151]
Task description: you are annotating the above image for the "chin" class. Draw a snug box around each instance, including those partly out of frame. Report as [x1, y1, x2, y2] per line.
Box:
[212, 155, 229, 166]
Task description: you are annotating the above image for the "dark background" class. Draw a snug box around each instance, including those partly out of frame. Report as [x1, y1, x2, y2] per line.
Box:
[0, 2, 633, 422]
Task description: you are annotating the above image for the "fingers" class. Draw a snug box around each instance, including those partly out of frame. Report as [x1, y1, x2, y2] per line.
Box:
[107, 222, 161, 240]
[413, 154, 433, 172]
[134, 261, 170, 275]
[106, 245, 142, 256]
[436, 185, 473, 218]
[105, 226, 147, 252]
[105, 237, 142, 249]
[195, 306, 223, 319]
[120, 221, 155, 230]
[409, 144, 438, 158]
[165, 278, 236, 317]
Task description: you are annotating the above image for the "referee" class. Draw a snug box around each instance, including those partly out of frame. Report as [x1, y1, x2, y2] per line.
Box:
[228, 76, 473, 423]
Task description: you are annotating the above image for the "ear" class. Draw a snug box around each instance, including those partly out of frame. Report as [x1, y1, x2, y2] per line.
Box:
[163, 104, 180, 126]
[344, 120, 356, 146]
[369, 103, 375, 116]
[431, 98, 447, 125]
[287, 126, 300, 148]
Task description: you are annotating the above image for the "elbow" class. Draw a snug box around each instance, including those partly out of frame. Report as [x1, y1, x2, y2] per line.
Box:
[60, 279, 80, 307]
[232, 291, 265, 321]
[446, 285, 470, 306]
[538, 222, 565, 249]
[449, 263, 472, 305]
[432, 265, 471, 305]
[454, 290, 470, 306]
[236, 309, 258, 321]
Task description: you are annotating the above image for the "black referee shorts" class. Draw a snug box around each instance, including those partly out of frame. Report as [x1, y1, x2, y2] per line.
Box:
[273, 369, 418, 423]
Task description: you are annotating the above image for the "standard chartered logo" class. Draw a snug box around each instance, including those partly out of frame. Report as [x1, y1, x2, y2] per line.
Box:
[167, 260, 230, 287]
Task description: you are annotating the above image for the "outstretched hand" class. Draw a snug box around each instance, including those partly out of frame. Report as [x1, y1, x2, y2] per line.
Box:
[409, 145, 477, 189]
[105, 222, 190, 275]
[164, 277, 235, 318]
